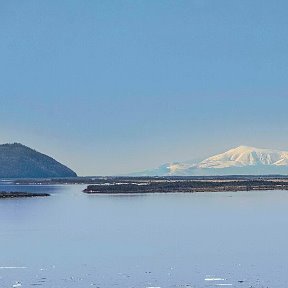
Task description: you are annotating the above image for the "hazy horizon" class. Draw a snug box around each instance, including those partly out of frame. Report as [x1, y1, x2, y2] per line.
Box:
[1, 1, 288, 175]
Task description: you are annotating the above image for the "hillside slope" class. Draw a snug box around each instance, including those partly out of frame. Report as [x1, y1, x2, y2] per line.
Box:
[0, 143, 77, 178]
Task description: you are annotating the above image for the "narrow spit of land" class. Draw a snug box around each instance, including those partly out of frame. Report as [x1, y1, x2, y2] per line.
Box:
[82, 177, 288, 194]
[0, 192, 50, 198]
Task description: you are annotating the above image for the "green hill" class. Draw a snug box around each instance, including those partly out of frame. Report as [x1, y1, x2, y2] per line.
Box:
[0, 143, 77, 178]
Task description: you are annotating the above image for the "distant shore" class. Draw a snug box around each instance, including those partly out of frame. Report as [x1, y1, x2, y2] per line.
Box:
[4, 176, 288, 194]
[10, 175, 288, 185]
[0, 192, 50, 198]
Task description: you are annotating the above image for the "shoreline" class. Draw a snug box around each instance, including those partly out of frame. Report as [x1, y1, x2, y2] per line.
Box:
[83, 179, 288, 194]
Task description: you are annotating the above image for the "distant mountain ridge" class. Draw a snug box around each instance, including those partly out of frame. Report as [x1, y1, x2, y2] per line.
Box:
[0, 143, 77, 178]
[199, 146, 288, 168]
[132, 146, 288, 176]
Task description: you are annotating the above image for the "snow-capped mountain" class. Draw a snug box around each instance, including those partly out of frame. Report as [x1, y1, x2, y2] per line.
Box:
[199, 146, 288, 168]
[133, 146, 288, 176]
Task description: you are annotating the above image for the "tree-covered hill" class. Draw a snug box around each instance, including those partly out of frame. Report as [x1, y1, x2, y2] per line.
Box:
[0, 143, 77, 178]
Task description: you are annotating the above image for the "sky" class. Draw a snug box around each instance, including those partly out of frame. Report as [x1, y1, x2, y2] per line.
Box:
[1, 0, 288, 176]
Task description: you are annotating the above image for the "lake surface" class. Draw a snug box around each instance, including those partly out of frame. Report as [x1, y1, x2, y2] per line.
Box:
[1, 183, 288, 287]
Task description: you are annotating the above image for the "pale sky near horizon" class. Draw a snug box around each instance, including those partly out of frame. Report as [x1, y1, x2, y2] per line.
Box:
[1, 0, 288, 175]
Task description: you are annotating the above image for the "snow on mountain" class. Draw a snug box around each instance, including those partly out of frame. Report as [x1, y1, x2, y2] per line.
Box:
[198, 146, 288, 169]
[130, 162, 195, 176]
[133, 146, 288, 176]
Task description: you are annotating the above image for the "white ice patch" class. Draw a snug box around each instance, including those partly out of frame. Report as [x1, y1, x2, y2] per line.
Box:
[0, 266, 27, 269]
[205, 278, 226, 281]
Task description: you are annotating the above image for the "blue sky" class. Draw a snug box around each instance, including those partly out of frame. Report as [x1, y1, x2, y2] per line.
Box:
[1, 0, 288, 175]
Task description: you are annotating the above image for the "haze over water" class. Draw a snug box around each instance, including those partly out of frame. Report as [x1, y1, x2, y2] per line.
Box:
[1, 184, 288, 287]
[2, 1, 288, 175]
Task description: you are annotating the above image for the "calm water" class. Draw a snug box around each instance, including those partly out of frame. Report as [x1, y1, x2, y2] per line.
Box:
[1, 184, 288, 288]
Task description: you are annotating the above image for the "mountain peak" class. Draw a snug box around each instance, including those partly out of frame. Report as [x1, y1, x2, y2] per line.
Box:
[235, 145, 256, 149]
[0, 143, 77, 178]
[228, 145, 269, 153]
[199, 145, 288, 169]
[133, 145, 288, 176]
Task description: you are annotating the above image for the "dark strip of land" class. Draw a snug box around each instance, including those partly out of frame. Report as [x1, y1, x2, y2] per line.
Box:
[83, 179, 288, 194]
[0, 192, 50, 198]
